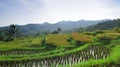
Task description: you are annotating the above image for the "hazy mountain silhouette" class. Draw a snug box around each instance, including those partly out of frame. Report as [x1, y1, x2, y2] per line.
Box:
[0, 20, 108, 36]
[86, 19, 120, 31]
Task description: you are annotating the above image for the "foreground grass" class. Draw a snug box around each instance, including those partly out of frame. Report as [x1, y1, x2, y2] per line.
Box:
[74, 45, 120, 67]
[0, 36, 42, 50]
[0, 43, 90, 61]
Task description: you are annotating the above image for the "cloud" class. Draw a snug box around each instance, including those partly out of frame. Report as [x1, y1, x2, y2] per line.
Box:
[0, 0, 120, 26]
[44, 0, 120, 22]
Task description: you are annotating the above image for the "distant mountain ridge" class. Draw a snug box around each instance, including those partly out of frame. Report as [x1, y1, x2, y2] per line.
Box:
[0, 19, 108, 36]
[86, 19, 120, 31]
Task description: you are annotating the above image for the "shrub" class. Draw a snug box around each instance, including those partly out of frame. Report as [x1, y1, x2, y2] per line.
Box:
[51, 30, 59, 34]
[41, 36, 46, 46]
[66, 37, 73, 42]
[92, 30, 104, 36]
[28, 40, 32, 42]
[105, 33, 120, 39]
[92, 32, 97, 36]
[3, 37, 13, 42]
[95, 34, 112, 45]
[95, 30, 104, 34]
[83, 32, 92, 35]
[113, 28, 120, 33]
[45, 44, 56, 50]
[116, 35, 120, 39]
[0, 31, 4, 41]
[66, 36, 76, 45]
[111, 39, 120, 45]
[0, 36, 4, 41]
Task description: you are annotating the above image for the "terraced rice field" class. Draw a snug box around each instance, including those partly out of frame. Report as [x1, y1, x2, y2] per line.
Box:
[0, 44, 110, 67]
[0, 29, 120, 67]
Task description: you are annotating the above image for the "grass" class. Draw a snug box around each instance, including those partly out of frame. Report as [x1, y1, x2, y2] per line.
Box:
[0, 36, 42, 50]
[71, 32, 94, 43]
[0, 28, 120, 66]
[74, 45, 120, 67]
[0, 43, 90, 61]
[46, 34, 70, 47]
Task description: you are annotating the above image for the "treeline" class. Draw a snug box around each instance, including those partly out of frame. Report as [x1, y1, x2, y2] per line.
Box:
[0, 24, 18, 42]
[0, 24, 62, 42]
[86, 19, 120, 31]
[1, 18, 120, 42]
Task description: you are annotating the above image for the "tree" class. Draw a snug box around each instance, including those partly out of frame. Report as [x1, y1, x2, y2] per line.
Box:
[41, 36, 46, 46]
[4, 24, 17, 41]
[94, 35, 112, 45]
[0, 30, 4, 41]
[66, 36, 76, 45]
[57, 27, 61, 32]
[51, 27, 62, 34]
[78, 27, 84, 33]
[51, 30, 59, 34]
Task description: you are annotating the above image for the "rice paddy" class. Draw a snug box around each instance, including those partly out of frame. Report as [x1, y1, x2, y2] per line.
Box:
[0, 28, 120, 67]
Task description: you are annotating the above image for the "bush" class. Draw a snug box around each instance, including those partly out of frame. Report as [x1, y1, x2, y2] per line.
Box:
[113, 28, 120, 33]
[0, 31, 4, 41]
[116, 35, 120, 39]
[111, 39, 120, 45]
[0, 36, 4, 41]
[94, 35, 112, 45]
[66, 36, 76, 45]
[71, 40, 77, 45]
[83, 32, 92, 35]
[45, 44, 56, 50]
[95, 30, 104, 34]
[92, 30, 104, 36]
[92, 32, 97, 36]
[105, 33, 120, 39]
[41, 37, 46, 46]
[66, 37, 73, 42]
[4, 37, 13, 42]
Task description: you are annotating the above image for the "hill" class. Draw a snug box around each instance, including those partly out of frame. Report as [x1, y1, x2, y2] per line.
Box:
[0, 20, 107, 36]
[86, 19, 120, 31]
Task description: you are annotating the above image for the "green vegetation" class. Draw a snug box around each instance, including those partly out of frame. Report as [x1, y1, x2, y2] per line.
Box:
[86, 19, 120, 31]
[0, 22, 120, 67]
[74, 44, 120, 67]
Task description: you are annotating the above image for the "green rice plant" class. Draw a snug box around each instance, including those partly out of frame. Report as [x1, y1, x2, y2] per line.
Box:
[74, 45, 120, 67]
[46, 34, 70, 47]
[71, 33, 94, 43]
[113, 28, 120, 33]
[94, 34, 112, 45]
[83, 32, 93, 35]
[0, 43, 90, 61]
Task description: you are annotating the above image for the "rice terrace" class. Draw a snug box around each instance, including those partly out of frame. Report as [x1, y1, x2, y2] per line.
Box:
[0, 0, 120, 67]
[0, 19, 120, 67]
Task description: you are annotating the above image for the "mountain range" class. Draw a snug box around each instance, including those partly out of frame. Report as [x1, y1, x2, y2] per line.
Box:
[0, 19, 108, 36]
[86, 19, 120, 31]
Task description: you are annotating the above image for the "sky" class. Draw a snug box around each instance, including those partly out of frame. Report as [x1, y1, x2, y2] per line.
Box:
[0, 0, 120, 26]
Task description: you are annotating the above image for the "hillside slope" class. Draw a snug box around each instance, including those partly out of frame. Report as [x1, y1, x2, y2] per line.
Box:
[86, 19, 120, 31]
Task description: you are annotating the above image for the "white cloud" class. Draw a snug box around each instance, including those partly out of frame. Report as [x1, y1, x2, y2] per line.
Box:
[43, 0, 120, 23]
[0, 0, 120, 26]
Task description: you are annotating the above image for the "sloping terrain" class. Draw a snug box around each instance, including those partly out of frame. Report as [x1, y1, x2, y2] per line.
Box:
[0, 20, 106, 36]
[0, 28, 120, 67]
[86, 19, 120, 31]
